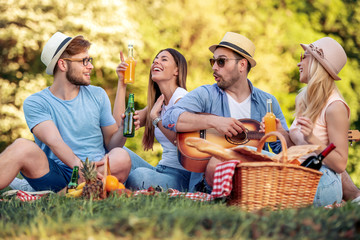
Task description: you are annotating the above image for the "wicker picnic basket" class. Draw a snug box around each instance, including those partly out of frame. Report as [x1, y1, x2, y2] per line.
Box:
[227, 131, 323, 211]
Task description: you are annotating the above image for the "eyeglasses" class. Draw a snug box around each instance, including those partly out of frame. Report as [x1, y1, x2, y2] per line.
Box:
[62, 57, 93, 66]
[209, 58, 242, 68]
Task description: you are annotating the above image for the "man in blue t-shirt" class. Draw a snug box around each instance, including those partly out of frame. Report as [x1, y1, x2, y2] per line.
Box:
[0, 32, 135, 192]
[163, 32, 289, 192]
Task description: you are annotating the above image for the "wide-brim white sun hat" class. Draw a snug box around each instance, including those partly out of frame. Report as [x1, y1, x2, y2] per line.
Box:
[41, 32, 79, 75]
[209, 32, 257, 68]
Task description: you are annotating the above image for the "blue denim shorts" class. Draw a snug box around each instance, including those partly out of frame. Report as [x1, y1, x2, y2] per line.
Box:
[313, 165, 342, 207]
[21, 158, 72, 193]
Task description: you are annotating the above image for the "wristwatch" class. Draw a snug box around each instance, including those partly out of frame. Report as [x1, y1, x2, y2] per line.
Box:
[152, 117, 162, 128]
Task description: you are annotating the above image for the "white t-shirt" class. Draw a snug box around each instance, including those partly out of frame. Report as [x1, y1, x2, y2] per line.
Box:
[156, 87, 188, 170]
[226, 92, 251, 119]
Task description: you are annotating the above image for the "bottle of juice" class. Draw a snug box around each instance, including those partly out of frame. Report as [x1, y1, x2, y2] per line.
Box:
[123, 93, 135, 137]
[124, 42, 135, 84]
[264, 98, 277, 142]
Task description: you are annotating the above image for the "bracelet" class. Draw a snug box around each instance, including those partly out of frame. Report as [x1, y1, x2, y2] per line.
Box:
[152, 117, 161, 128]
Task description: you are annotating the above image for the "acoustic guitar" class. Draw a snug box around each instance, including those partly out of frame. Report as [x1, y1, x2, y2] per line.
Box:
[176, 118, 264, 172]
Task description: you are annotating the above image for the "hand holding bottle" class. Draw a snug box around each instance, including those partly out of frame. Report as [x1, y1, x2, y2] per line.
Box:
[116, 51, 128, 86]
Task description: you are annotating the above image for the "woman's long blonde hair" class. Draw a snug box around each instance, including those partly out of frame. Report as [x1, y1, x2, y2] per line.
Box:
[295, 55, 343, 123]
[142, 48, 187, 150]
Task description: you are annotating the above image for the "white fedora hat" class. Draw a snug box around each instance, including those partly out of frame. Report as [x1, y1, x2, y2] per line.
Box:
[300, 37, 347, 80]
[41, 32, 79, 75]
[209, 32, 256, 68]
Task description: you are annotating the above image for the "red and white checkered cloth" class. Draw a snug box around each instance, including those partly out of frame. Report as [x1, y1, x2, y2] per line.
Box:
[211, 160, 240, 198]
[0, 190, 51, 202]
[132, 160, 240, 201]
[16, 190, 43, 202]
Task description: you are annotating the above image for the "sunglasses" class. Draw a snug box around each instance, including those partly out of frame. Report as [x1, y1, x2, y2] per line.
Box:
[62, 57, 93, 66]
[209, 57, 242, 68]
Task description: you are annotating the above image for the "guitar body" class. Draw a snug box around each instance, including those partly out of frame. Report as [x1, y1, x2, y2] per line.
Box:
[177, 118, 264, 172]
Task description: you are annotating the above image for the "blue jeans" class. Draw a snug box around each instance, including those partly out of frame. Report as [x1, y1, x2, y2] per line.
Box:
[123, 147, 191, 191]
[313, 165, 342, 207]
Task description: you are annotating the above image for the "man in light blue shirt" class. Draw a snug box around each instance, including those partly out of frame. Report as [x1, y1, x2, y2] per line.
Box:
[163, 32, 288, 192]
[0, 32, 134, 193]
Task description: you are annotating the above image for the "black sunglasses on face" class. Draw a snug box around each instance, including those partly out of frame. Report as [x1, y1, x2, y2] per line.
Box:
[62, 57, 93, 66]
[209, 57, 242, 68]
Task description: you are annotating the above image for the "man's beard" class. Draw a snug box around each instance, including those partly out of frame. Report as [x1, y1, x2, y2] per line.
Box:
[215, 65, 239, 90]
[66, 65, 89, 86]
[216, 74, 237, 90]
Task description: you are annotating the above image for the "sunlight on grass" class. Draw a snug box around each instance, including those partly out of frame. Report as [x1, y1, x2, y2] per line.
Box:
[1, 191, 359, 239]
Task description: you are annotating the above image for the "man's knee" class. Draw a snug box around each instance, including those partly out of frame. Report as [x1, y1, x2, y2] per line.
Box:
[6, 138, 42, 163]
[108, 147, 131, 182]
[204, 158, 220, 187]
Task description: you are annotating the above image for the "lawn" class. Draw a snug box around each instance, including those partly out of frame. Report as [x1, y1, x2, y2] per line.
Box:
[0, 189, 359, 240]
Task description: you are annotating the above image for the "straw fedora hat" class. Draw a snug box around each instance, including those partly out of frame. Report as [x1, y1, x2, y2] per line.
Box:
[300, 37, 347, 80]
[41, 32, 80, 75]
[209, 32, 256, 68]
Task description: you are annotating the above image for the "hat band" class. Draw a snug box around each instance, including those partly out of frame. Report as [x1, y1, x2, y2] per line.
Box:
[219, 41, 252, 58]
[52, 37, 72, 59]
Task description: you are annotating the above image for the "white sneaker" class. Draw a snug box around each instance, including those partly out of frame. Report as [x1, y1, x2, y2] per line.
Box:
[9, 178, 36, 192]
[351, 196, 360, 204]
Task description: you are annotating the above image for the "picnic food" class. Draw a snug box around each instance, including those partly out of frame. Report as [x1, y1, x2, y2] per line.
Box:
[105, 175, 120, 192]
[76, 182, 85, 190]
[81, 158, 103, 199]
[185, 137, 321, 164]
[66, 188, 83, 198]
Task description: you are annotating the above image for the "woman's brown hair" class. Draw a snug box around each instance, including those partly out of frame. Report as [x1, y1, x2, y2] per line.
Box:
[142, 48, 187, 150]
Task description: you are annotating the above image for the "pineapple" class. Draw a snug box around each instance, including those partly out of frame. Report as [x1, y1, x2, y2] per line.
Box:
[81, 158, 103, 199]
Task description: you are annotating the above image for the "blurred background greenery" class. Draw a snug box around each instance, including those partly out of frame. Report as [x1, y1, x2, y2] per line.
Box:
[1, 0, 360, 185]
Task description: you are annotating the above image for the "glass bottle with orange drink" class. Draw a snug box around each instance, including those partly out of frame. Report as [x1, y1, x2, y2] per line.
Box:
[124, 41, 136, 84]
[264, 98, 277, 142]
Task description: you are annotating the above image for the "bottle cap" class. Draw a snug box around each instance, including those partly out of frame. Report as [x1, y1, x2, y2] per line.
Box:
[267, 98, 272, 104]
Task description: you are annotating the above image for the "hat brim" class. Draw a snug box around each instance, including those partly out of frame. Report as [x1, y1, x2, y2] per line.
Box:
[300, 44, 341, 80]
[46, 36, 80, 75]
[209, 44, 256, 68]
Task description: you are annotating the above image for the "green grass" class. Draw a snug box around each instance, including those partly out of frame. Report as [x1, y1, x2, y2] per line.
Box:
[0, 190, 360, 240]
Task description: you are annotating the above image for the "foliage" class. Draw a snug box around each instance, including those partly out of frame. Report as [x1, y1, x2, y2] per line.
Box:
[0, 192, 360, 239]
[1, 0, 360, 183]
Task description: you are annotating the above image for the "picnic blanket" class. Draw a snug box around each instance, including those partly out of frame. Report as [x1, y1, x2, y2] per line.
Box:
[0, 160, 348, 209]
[0, 190, 54, 202]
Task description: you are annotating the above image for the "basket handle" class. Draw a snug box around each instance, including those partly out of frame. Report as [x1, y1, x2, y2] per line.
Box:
[256, 131, 288, 163]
